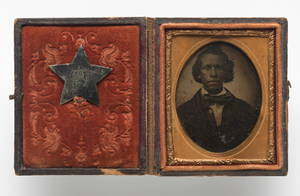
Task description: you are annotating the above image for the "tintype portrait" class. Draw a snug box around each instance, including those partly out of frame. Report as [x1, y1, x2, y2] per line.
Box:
[176, 42, 261, 153]
[161, 23, 285, 173]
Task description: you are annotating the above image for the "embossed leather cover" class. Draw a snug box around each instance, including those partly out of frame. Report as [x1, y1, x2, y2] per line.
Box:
[21, 26, 140, 168]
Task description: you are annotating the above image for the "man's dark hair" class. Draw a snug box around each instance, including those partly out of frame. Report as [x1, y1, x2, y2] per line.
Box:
[192, 43, 234, 83]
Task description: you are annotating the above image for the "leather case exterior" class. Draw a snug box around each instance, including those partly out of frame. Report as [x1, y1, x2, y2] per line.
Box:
[14, 17, 288, 176]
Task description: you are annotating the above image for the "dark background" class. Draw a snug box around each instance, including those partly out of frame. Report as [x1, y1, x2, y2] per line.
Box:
[1, 0, 298, 195]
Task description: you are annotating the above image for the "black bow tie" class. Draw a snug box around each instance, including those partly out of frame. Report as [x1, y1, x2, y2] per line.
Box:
[203, 93, 232, 105]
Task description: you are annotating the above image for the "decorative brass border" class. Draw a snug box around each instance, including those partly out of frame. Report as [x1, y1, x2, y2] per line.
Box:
[165, 29, 276, 166]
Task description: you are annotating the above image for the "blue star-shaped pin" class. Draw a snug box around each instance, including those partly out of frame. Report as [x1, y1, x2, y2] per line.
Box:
[49, 45, 112, 106]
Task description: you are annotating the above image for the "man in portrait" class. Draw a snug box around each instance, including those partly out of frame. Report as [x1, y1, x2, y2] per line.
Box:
[177, 44, 259, 152]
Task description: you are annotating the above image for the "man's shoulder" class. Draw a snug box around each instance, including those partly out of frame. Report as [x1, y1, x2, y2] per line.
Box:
[177, 90, 202, 114]
[177, 98, 196, 116]
[232, 96, 251, 106]
[228, 96, 260, 119]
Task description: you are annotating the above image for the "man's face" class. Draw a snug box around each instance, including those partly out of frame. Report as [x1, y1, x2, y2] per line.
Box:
[199, 53, 226, 94]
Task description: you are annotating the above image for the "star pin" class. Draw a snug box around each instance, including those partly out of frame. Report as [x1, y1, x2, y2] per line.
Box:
[49, 45, 113, 106]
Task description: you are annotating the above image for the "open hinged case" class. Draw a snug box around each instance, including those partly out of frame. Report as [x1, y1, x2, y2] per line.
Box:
[14, 18, 288, 176]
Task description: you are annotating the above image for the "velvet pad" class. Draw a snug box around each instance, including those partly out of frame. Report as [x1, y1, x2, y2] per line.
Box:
[22, 26, 140, 168]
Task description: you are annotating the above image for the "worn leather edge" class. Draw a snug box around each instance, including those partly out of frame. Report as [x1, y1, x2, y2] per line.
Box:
[14, 19, 23, 175]
[146, 18, 155, 175]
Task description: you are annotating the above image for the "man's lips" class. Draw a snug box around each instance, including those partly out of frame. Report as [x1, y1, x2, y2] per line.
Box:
[208, 81, 220, 85]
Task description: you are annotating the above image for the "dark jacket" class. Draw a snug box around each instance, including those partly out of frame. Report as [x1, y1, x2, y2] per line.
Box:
[177, 88, 259, 152]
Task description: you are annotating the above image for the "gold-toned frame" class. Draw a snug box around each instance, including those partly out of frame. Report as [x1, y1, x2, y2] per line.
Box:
[160, 23, 283, 171]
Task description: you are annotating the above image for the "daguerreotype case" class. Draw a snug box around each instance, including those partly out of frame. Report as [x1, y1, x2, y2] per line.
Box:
[14, 18, 288, 176]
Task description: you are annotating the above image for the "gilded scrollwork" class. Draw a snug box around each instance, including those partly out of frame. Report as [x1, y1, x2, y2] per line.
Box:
[165, 29, 276, 166]
[267, 30, 276, 164]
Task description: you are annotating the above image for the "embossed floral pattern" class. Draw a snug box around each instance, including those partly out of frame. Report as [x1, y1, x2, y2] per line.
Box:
[66, 96, 93, 118]
[26, 29, 136, 168]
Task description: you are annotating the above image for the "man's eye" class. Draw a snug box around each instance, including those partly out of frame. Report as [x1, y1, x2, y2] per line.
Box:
[216, 66, 223, 70]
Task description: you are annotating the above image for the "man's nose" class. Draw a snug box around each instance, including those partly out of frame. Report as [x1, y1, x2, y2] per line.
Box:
[210, 67, 217, 77]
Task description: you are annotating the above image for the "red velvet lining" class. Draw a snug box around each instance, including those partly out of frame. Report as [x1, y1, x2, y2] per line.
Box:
[22, 26, 140, 168]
